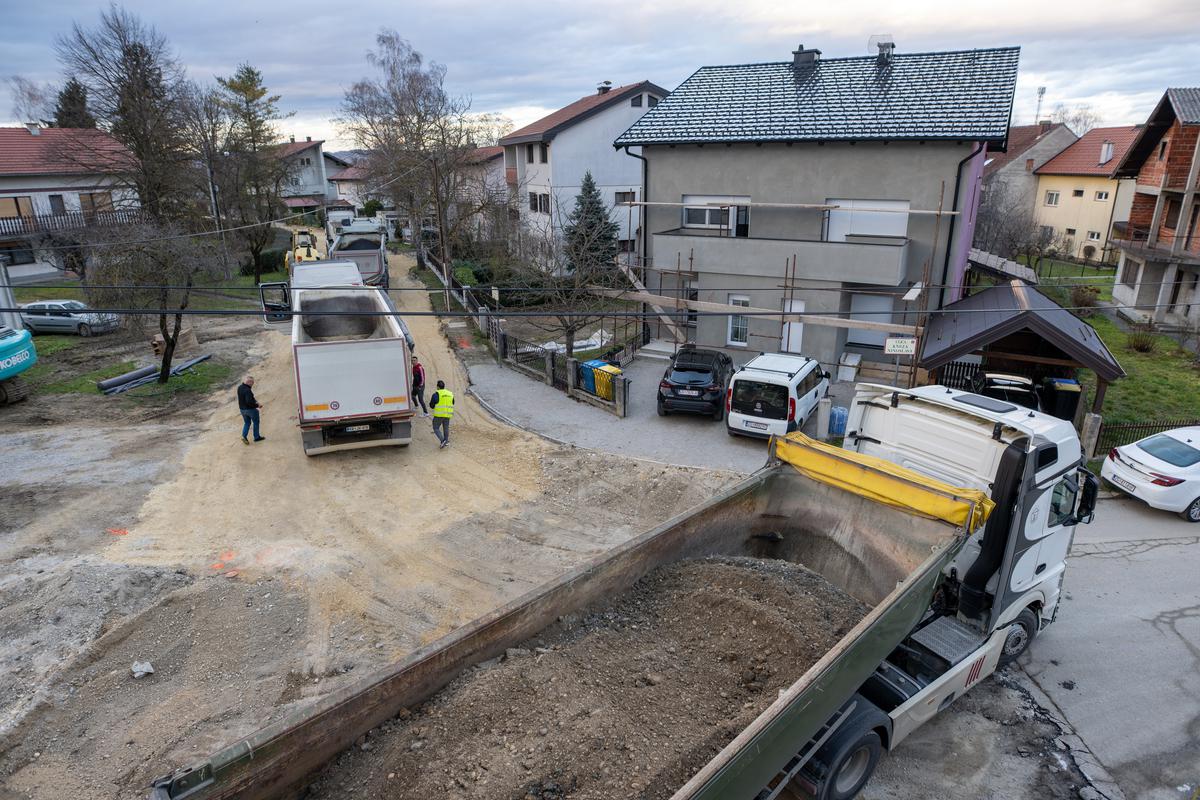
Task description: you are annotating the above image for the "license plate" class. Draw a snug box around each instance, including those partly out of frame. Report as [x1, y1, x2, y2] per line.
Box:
[1111, 475, 1136, 492]
[678, 389, 700, 397]
[343, 424, 371, 433]
[744, 420, 769, 431]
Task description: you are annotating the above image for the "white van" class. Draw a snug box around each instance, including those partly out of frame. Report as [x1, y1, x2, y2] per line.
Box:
[726, 353, 829, 439]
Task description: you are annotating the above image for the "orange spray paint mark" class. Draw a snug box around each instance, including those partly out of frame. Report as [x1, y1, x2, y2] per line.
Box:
[106, 528, 129, 536]
[220, 550, 236, 561]
[210, 562, 225, 570]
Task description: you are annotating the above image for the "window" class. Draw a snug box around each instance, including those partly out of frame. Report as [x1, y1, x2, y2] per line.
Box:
[648, 95, 659, 107]
[299, 157, 311, 167]
[615, 191, 636, 205]
[1087, 230, 1101, 241]
[1044, 190, 1060, 206]
[1095, 190, 1110, 201]
[0, 196, 34, 218]
[0, 240, 35, 265]
[727, 295, 750, 346]
[528, 192, 538, 212]
[1120, 258, 1141, 287]
[1100, 140, 1114, 164]
[48, 195, 66, 216]
[1164, 198, 1182, 229]
[1048, 478, 1078, 527]
[681, 194, 748, 231]
[631, 94, 643, 107]
[538, 193, 550, 214]
[1040, 225, 1055, 239]
[1158, 140, 1168, 160]
[539, 143, 548, 163]
[526, 144, 534, 164]
[1025, 158, 1034, 172]
[1065, 228, 1077, 236]
[618, 239, 636, 253]
[79, 192, 113, 215]
[1072, 189, 1084, 197]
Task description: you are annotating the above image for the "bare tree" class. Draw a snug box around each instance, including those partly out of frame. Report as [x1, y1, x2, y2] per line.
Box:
[178, 81, 234, 272]
[85, 223, 218, 382]
[1051, 103, 1102, 136]
[7, 75, 56, 125]
[466, 112, 513, 146]
[975, 180, 1069, 270]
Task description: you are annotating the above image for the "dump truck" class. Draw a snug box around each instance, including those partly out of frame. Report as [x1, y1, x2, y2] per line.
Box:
[259, 260, 413, 456]
[151, 383, 1098, 799]
[329, 221, 388, 289]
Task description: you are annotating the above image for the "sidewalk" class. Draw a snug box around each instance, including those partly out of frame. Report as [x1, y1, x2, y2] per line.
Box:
[466, 355, 855, 474]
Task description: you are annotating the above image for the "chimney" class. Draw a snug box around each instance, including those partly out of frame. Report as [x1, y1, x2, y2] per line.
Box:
[24, 122, 40, 136]
[306, 135, 312, 142]
[1038, 119, 1052, 135]
[875, 38, 895, 63]
[792, 44, 821, 69]
[289, 135, 295, 143]
[597, 80, 612, 95]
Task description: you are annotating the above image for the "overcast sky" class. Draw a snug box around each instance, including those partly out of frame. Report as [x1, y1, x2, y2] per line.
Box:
[3, 0, 1198, 148]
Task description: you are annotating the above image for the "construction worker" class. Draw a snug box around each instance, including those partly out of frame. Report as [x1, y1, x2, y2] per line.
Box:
[412, 356, 428, 416]
[237, 376, 265, 445]
[430, 380, 454, 449]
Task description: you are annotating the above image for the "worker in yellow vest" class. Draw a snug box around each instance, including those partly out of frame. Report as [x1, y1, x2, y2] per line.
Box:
[430, 380, 455, 449]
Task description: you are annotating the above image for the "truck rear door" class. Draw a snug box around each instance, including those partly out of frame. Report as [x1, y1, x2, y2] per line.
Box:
[295, 338, 411, 422]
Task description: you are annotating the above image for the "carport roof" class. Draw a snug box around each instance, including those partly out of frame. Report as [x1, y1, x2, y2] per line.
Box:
[920, 280, 1125, 381]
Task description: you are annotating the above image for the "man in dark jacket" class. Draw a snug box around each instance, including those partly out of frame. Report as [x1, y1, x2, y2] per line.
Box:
[412, 356, 428, 416]
[237, 376, 265, 445]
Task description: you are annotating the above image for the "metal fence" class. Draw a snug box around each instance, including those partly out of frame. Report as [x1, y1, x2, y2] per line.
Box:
[1096, 419, 1200, 454]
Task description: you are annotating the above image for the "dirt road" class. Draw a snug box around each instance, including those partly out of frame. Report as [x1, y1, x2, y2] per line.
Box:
[0, 254, 736, 799]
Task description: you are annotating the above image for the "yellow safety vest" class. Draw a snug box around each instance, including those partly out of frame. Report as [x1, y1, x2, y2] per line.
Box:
[432, 389, 455, 418]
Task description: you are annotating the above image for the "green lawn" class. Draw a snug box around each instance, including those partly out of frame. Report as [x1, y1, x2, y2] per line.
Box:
[13, 281, 86, 303]
[125, 361, 233, 400]
[39, 361, 136, 394]
[1079, 314, 1200, 423]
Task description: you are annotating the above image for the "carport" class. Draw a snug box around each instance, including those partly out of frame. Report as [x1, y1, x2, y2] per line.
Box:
[920, 280, 1125, 413]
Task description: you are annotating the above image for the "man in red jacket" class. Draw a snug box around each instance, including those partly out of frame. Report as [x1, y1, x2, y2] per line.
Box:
[412, 356, 428, 417]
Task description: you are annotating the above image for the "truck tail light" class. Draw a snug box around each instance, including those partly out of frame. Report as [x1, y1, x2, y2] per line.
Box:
[788, 398, 796, 422]
[726, 387, 732, 412]
[1150, 472, 1184, 487]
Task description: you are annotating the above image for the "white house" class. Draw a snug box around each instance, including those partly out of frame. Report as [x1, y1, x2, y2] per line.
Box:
[277, 137, 349, 213]
[0, 124, 139, 280]
[499, 81, 667, 258]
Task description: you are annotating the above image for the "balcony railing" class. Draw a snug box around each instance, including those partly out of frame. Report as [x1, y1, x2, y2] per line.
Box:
[1112, 222, 1200, 258]
[0, 209, 145, 237]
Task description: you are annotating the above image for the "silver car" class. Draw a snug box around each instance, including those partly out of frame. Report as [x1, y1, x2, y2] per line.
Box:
[20, 300, 120, 337]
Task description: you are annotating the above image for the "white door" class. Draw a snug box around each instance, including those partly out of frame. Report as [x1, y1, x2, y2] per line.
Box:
[781, 299, 805, 353]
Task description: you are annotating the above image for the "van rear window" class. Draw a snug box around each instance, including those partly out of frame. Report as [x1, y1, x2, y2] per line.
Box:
[731, 380, 788, 420]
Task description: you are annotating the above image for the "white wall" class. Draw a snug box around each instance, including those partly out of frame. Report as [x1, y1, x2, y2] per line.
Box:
[0, 175, 137, 214]
[282, 142, 327, 197]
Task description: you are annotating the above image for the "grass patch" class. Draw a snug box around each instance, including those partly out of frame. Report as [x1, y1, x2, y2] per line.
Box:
[408, 265, 458, 313]
[40, 361, 136, 394]
[13, 281, 85, 303]
[125, 360, 234, 400]
[1079, 314, 1200, 423]
[27, 334, 82, 357]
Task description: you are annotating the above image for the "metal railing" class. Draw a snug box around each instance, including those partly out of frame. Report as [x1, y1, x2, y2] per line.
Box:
[1111, 221, 1199, 253]
[0, 208, 145, 236]
[1097, 419, 1200, 455]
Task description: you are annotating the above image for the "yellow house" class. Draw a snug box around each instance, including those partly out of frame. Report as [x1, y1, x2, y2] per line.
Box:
[1033, 126, 1140, 262]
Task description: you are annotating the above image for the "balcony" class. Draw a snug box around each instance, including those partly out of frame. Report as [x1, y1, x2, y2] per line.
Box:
[651, 228, 909, 285]
[0, 209, 145, 237]
[1112, 222, 1200, 264]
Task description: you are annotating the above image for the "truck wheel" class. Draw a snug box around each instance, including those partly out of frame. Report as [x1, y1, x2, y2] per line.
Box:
[1179, 497, 1200, 523]
[998, 608, 1040, 667]
[814, 730, 882, 800]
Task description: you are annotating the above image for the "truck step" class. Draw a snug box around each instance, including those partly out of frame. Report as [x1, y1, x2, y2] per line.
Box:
[910, 615, 985, 665]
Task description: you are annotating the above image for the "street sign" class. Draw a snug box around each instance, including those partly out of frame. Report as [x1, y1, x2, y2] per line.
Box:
[884, 337, 917, 356]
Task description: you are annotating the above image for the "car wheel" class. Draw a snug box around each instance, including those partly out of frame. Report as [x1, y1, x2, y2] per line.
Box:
[77, 323, 92, 337]
[726, 425, 737, 437]
[1180, 497, 1200, 523]
[712, 404, 724, 422]
[998, 608, 1039, 667]
[657, 401, 668, 417]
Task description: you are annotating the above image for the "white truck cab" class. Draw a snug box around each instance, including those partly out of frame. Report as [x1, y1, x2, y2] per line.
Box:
[726, 352, 830, 439]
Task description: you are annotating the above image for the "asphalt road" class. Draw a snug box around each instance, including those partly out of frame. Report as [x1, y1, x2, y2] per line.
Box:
[1021, 494, 1200, 800]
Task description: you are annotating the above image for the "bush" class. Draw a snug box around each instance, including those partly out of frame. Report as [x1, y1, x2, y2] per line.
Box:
[1069, 285, 1100, 317]
[361, 199, 383, 218]
[241, 248, 285, 277]
[1127, 324, 1158, 353]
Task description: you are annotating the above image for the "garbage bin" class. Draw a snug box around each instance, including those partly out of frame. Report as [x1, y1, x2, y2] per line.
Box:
[1042, 377, 1082, 421]
[595, 363, 623, 401]
[579, 359, 605, 394]
[830, 406, 849, 437]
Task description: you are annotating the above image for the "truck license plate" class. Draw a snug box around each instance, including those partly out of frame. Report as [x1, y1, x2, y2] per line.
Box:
[744, 420, 769, 431]
[344, 424, 371, 433]
[1111, 475, 1136, 492]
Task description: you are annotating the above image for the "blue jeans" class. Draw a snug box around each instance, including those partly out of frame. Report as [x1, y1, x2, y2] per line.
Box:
[433, 416, 449, 444]
[241, 408, 260, 440]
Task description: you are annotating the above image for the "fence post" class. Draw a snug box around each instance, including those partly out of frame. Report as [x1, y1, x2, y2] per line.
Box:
[498, 331, 508, 361]
[567, 357, 578, 394]
[1081, 413, 1102, 460]
[543, 351, 554, 386]
[614, 375, 628, 418]
[816, 398, 832, 441]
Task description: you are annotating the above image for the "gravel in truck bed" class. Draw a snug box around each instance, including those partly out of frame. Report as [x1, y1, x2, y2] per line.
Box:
[308, 556, 868, 800]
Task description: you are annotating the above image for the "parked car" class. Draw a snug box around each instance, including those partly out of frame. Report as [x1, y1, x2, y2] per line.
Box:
[969, 372, 1040, 410]
[656, 346, 734, 420]
[727, 352, 829, 439]
[20, 300, 119, 336]
[1101, 427, 1200, 521]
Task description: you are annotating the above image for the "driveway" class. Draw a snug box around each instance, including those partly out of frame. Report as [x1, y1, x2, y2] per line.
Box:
[466, 354, 855, 474]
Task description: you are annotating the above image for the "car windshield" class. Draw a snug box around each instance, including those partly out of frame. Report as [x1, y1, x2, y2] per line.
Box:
[731, 379, 788, 420]
[669, 364, 715, 384]
[1137, 434, 1200, 468]
[61, 301, 88, 310]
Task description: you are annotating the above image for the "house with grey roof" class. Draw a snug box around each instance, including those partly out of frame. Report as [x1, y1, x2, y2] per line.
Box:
[613, 42, 1020, 368]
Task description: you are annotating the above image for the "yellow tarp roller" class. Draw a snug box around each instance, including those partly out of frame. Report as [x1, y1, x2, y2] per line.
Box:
[775, 432, 995, 533]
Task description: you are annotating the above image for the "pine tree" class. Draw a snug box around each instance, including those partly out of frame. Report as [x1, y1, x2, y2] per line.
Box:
[53, 77, 96, 128]
[563, 171, 618, 274]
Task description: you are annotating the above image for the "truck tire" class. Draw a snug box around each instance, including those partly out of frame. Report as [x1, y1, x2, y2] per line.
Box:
[998, 608, 1040, 667]
[810, 694, 888, 800]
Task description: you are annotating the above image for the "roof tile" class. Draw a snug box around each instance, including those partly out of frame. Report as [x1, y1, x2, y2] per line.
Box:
[500, 82, 666, 144]
[0, 127, 133, 177]
[1034, 125, 1140, 177]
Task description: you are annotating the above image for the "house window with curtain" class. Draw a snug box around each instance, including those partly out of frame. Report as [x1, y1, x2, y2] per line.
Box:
[1044, 190, 1060, 206]
[538, 193, 550, 214]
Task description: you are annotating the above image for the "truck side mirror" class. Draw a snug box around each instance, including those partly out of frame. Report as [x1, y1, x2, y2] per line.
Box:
[1074, 469, 1099, 525]
[259, 282, 291, 326]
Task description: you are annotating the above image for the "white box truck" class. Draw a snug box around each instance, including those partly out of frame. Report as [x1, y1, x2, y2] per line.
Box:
[260, 261, 413, 456]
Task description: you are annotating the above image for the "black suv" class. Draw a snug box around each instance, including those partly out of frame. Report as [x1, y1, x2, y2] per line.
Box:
[657, 346, 734, 420]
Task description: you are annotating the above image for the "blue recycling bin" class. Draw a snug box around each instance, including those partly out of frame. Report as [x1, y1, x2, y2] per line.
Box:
[580, 359, 607, 394]
[830, 406, 849, 437]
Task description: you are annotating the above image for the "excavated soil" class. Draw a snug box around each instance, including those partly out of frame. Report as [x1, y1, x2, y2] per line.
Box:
[309, 557, 867, 800]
